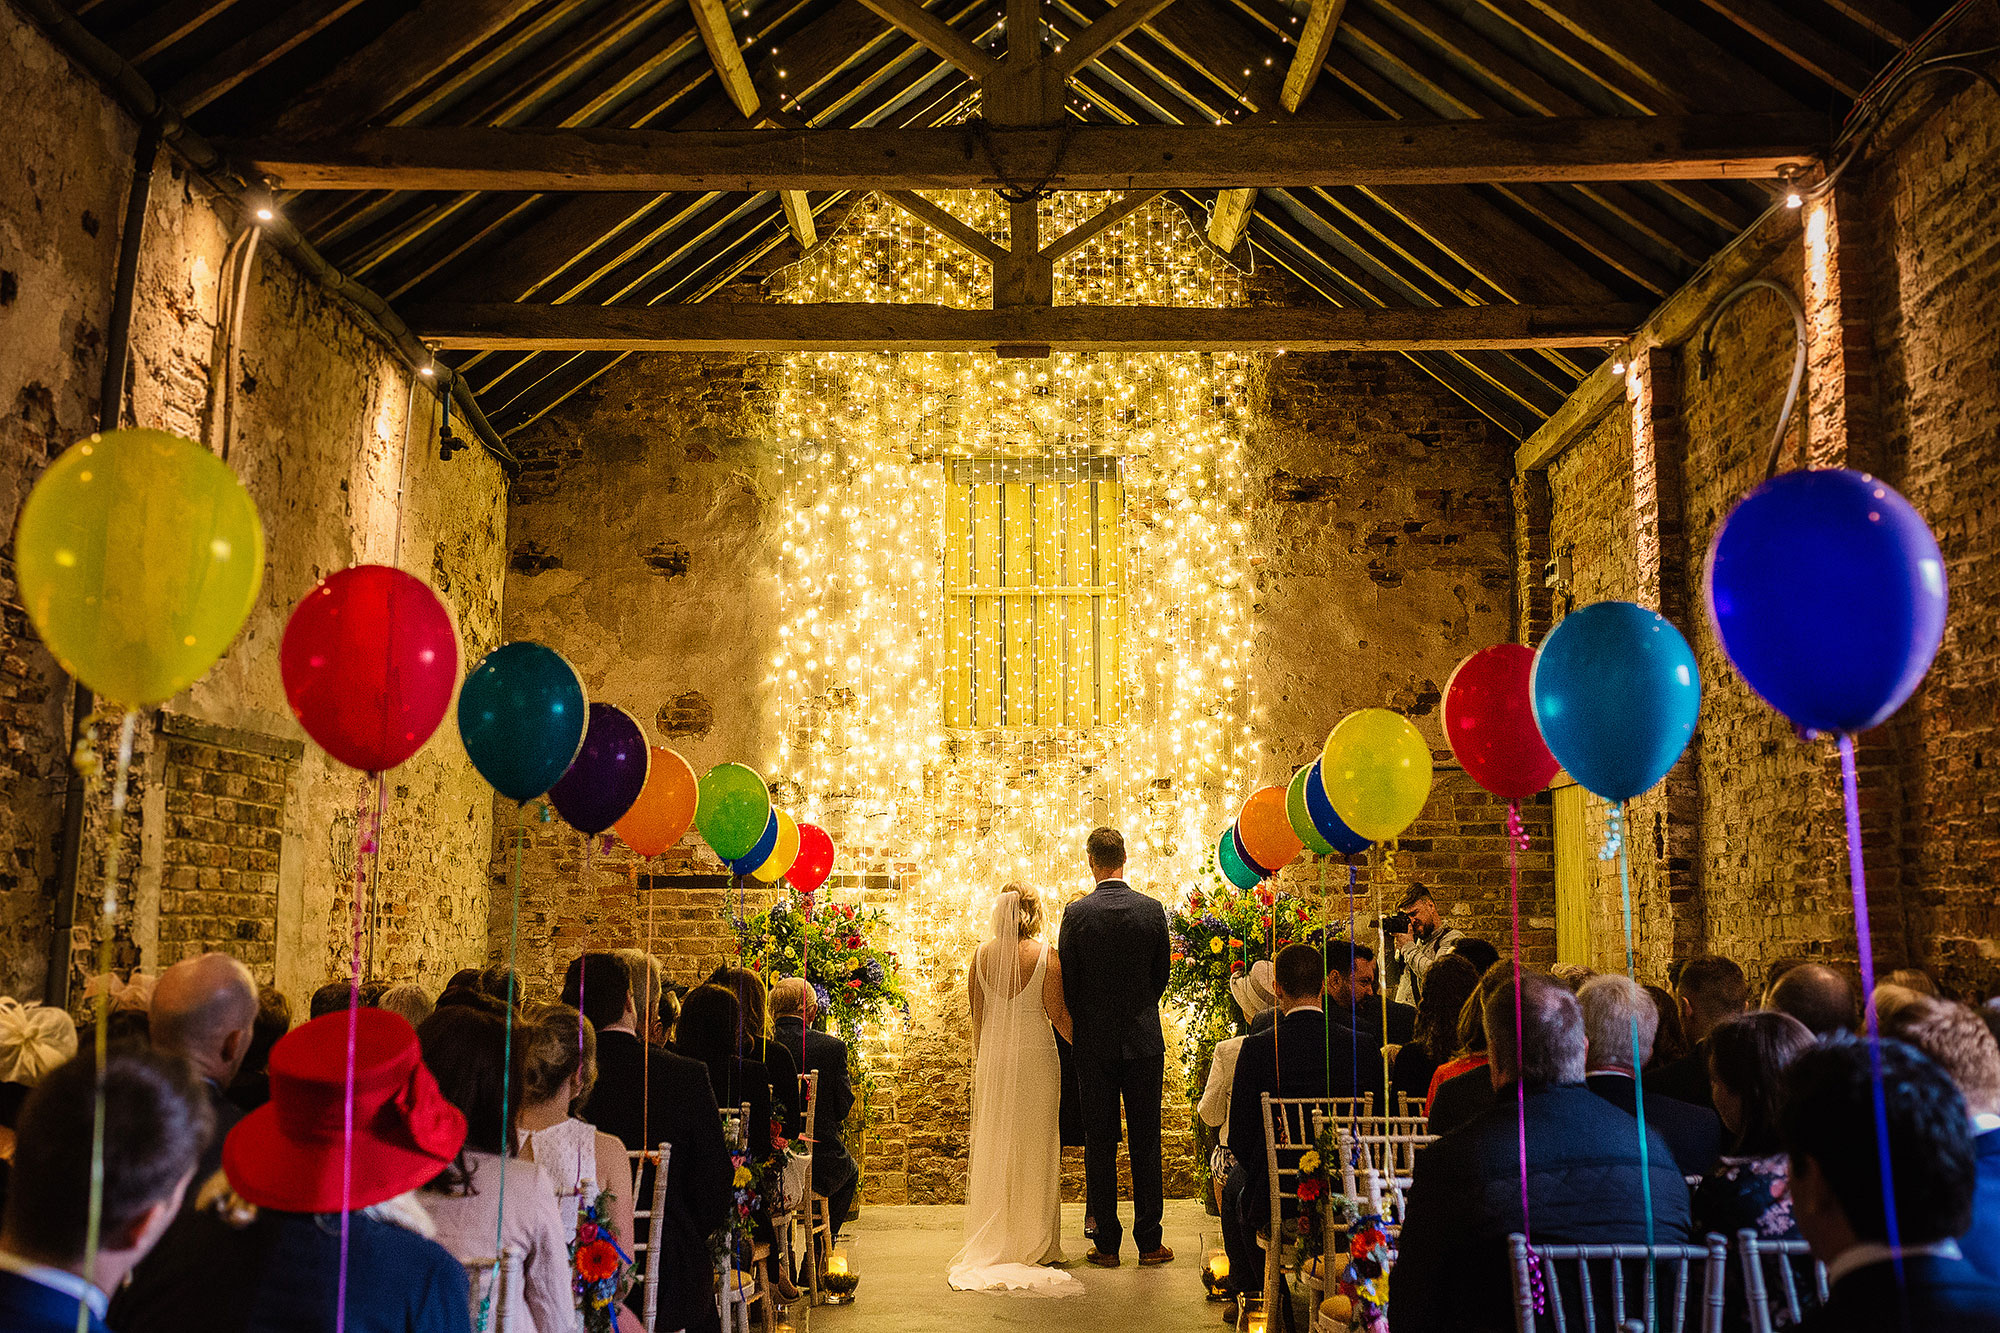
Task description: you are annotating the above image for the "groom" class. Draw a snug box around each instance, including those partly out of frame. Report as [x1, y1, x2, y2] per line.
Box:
[1058, 827, 1174, 1268]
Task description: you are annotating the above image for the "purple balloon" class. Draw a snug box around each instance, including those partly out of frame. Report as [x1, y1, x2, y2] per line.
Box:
[547, 703, 651, 834]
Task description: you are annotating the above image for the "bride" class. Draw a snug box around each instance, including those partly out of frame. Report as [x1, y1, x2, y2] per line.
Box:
[947, 885, 1081, 1296]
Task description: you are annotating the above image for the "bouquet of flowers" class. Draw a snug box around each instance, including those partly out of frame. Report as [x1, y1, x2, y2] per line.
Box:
[712, 1116, 776, 1269]
[733, 890, 909, 1042]
[570, 1188, 633, 1333]
[1167, 882, 1314, 1026]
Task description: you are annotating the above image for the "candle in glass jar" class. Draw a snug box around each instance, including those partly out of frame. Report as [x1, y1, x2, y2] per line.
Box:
[827, 1253, 850, 1277]
[1207, 1251, 1230, 1281]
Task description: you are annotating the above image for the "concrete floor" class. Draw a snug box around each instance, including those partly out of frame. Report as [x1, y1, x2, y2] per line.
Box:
[806, 1200, 1232, 1333]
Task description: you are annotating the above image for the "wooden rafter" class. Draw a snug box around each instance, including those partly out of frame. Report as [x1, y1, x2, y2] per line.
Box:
[232, 114, 1824, 192]
[409, 299, 1650, 351]
[1041, 189, 1165, 261]
[113, 0, 241, 66]
[1207, 0, 1344, 251]
[853, 0, 999, 79]
[1692, 0, 1877, 100]
[884, 191, 1009, 262]
[689, 0, 817, 246]
[164, 0, 369, 114]
[1051, 0, 1186, 78]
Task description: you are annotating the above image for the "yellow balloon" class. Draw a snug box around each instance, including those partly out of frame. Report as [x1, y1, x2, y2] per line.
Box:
[1320, 708, 1434, 842]
[16, 430, 264, 708]
[752, 809, 801, 883]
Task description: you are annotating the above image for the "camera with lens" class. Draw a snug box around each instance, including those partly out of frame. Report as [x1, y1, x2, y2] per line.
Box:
[1374, 910, 1413, 935]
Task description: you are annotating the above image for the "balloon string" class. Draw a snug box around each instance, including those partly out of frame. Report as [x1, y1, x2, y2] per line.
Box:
[79, 709, 138, 1327]
[488, 804, 527, 1333]
[1509, 800, 1536, 1308]
[1602, 802, 1656, 1329]
[641, 852, 653, 1156]
[1839, 736, 1904, 1277]
[338, 782, 378, 1333]
[364, 771, 387, 982]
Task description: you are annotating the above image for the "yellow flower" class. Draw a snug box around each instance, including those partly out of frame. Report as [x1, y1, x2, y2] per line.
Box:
[1210, 937, 1224, 954]
[733, 1166, 753, 1187]
[1298, 1150, 1321, 1175]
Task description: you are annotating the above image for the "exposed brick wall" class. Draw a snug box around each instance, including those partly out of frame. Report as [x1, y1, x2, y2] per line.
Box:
[158, 722, 297, 981]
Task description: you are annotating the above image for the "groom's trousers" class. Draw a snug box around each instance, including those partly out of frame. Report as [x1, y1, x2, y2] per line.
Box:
[1076, 1052, 1165, 1256]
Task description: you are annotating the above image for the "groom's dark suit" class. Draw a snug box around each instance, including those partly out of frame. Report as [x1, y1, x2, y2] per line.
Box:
[1057, 875, 1172, 1258]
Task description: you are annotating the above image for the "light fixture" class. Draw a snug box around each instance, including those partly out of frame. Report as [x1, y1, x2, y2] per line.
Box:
[1781, 168, 1803, 210]
[246, 186, 277, 224]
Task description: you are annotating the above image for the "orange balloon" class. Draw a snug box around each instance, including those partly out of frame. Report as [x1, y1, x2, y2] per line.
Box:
[615, 746, 698, 857]
[1237, 784, 1303, 872]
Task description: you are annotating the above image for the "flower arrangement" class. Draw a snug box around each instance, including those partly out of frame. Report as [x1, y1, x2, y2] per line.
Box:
[733, 889, 909, 1042]
[1295, 1125, 1392, 1333]
[712, 1128, 770, 1268]
[569, 1188, 633, 1333]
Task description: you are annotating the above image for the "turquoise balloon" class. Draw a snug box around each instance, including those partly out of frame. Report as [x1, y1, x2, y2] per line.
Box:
[1217, 828, 1262, 891]
[1532, 601, 1701, 802]
[457, 642, 587, 802]
[697, 763, 772, 862]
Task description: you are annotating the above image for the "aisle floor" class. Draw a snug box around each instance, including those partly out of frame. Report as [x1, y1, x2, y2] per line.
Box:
[806, 1200, 1229, 1333]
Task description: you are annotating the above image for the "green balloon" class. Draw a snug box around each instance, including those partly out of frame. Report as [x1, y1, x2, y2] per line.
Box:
[1287, 765, 1337, 857]
[1217, 828, 1262, 891]
[697, 763, 772, 862]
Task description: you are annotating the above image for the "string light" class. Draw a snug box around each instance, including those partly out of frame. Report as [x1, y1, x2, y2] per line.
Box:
[762, 190, 1260, 997]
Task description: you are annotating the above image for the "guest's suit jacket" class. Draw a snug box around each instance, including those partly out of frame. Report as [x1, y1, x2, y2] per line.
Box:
[0, 1269, 109, 1333]
[1227, 1007, 1379, 1226]
[1585, 1071, 1725, 1179]
[1057, 878, 1170, 1061]
[774, 1015, 859, 1194]
[1796, 1254, 2000, 1333]
[583, 1027, 732, 1333]
[1962, 1128, 2000, 1283]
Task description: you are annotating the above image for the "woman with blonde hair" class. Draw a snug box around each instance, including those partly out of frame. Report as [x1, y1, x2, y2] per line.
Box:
[948, 883, 1078, 1295]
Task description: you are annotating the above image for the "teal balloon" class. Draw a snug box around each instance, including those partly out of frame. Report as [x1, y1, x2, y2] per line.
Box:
[1287, 765, 1337, 856]
[728, 810, 780, 875]
[1532, 601, 1701, 802]
[456, 642, 587, 802]
[1217, 828, 1262, 891]
[697, 763, 772, 862]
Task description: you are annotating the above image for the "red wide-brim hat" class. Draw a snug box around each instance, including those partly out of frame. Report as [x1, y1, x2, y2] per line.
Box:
[224, 1007, 466, 1214]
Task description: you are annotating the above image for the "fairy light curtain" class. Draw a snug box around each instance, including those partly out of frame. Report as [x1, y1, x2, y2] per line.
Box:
[764, 191, 1263, 987]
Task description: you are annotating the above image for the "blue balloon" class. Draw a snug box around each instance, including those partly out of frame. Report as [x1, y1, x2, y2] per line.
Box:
[1217, 828, 1262, 890]
[729, 810, 780, 875]
[1532, 602, 1700, 802]
[457, 642, 587, 802]
[1304, 759, 1372, 858]
[1708, 469, 1947, 736]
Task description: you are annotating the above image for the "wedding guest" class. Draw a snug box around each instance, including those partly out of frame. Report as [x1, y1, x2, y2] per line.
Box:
[1644, 983, 1692, 1070]
[1424, 967, 1515, 1133]
[1781, 1036, 2000, 1330]
[109, 1009, 472, 1333]
[1767, 964, 1855, 1036]
[566, 953, 731, 1333]
[1651, 956, 1750, 1109]
[445, 967, 483, 996]
[1450, 936, 1501, 977]
[1693, 1011, 1817, 1333]
[378, 982, 435, 1029]
[1392, 955, 1480, 1111]
[1882, 998, 2000, 1281]
[614, 950, 665, 1044]
[0, 997, 78, 1128]
[1578, 975, 1723, 1177]
[770, 978, 859, 1239]
[707, 965, 803, 1138]
[1885, 967, 1940, 997]
[1551, 964, 1597, 992]
[517, 1003, 638, 1280]
[1326, 939, 1414, 1047]
[416, 1006, 574, 1333]
[1389, 972, 1691, 1333]
[479, 965, 524, 1010]
[85, 972, 156, 1052]
[223, 986, 290, 1115]
[149, 952, 258, 1187]
[0, 1052, 211, 1333]
[307, 978, 387, 1019]
[657, 980, 681, 1046]
[1198, 961, 1276, 1208]
[1387, 884, 1462, 1006]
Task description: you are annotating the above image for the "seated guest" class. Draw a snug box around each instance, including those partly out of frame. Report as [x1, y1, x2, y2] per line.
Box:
[1651, 956, 1749, 1109]
[517, 1004, 638, 1276]
[1872, 983, 1932, 1029]
[707, 966, 803, 1138]
[566, 953, 731, 1333]
[378, 982, 434, 1029]
[1782, 1036, 2000, 1331]
[1551, 963, 1597, 992]
[1692, 1011, 1816, 1333]
[477, 965, 523, 1009]
[1391, 955, 1480, 1111]
[1882, 999, 2000, 1282]
[1644, 983, 1692, 1070]
[110, 1009, 472, 1333]
[0, 1052, 210, 1333]
[223, 986, 291, 1115]
[149, 952, 259, 1186]
[416, 1006, 574, 1333]
[1389, 971, 1691, 1333]
[1199, 962, 1277, 1209]
[770, 977, 860, 1239]
[1450, 936, 1501, 977]
[1884, 967, 1939, 997]
[1768, 963, 1856, 1036]
[307, 978, 387, 1019]
[1425, 967, 1516, 1133]
[1578, 974, 1724, 1177]
[1984, 999, 2000, 1051]
[0, 997, 78, 1128]
[1325, 939, 1414, 1048]
[445, 967, 482, 995]
[613, 950, 665, 1045]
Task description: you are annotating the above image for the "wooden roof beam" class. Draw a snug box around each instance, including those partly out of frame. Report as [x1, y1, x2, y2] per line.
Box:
[1207, 0, 1345, 251]
[164, 0, 367, 113]
[689, 0, 817, 246]
[1052, 0, 1187, 78]
[410, 299, 1650, 351]
[1692, 0, 1878, 100]
[233, 114, 1825, 192]
[853, 0, 1000, 79]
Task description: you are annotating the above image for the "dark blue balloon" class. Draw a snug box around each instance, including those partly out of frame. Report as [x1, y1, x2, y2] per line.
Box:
[1305, 759, 1372, 858]
[547, 704, 650, 834]
[457, 642, 587, 802]
[1708, 469, 1947, 736]
[729, 810, 780, 875]
[1532, 601, 1700, 802]
[1231, 824, 1272, 879]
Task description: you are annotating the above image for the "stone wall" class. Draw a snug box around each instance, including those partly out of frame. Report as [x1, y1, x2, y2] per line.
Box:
[1531, 71, 2000, 998]
[0, 9, 507, 1011]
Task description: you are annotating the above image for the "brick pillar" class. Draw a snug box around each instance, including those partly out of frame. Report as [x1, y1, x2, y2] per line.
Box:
[1512, 469, 1554, 646]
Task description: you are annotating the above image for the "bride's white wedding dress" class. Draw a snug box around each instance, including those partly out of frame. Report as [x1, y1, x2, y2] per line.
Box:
[947, 894, 1080, 1296]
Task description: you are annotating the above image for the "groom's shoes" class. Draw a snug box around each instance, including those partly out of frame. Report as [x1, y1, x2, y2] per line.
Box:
[1085, 1249, 1121, 1268]
[1137, 1245, 1175, 1266]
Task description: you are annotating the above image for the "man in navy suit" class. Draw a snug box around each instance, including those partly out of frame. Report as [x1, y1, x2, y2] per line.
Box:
[1578, 974, 1724, 1178]
[1784, 1035, 2000, 1332]
[0, 1052, 211, 1333]
[1058, 826, 1173, 1267]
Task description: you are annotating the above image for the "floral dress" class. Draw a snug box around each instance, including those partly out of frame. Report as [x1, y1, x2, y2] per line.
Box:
[1693, 1153, 1805, 1332]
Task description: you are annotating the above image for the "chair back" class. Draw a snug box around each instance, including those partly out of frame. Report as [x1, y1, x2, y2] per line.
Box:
[1735, 1231, 1827, 1333]
[624, 1143, 673, 1333]
[1334, 1122, 1434, 1198]
[1397, 1091, 1428, 1119]
[1262, 1094, 1371, 1229]
[1359, 1167, 1411, 1235]
[721, 1102, 750, 1150]
[1508, 1233, 1728, 1333]
[463, 1246, 523, 1333]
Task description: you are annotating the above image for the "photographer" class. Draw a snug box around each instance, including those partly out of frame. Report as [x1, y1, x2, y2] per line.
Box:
[1386, 884, 1463, 1007]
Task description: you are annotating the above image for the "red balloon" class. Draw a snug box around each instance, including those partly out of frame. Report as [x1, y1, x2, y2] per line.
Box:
[1443, 643, 1560, 800]
[281, 565, 459, 773]
[790, 823, 835, 895]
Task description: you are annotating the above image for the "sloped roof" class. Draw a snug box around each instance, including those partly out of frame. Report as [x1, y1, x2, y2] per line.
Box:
[63, 0, 1918, 439]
